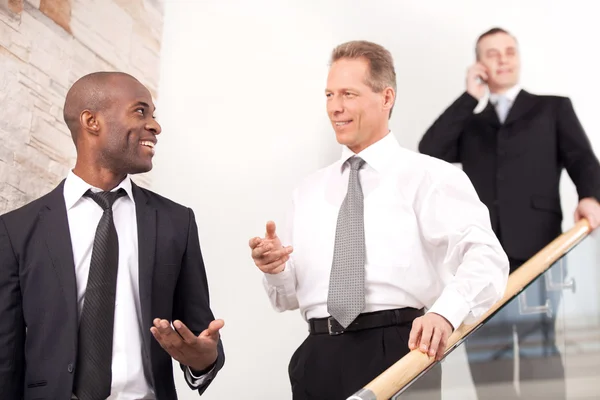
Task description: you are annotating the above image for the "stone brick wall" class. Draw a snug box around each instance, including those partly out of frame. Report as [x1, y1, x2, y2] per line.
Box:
[0, 0, 163, 214]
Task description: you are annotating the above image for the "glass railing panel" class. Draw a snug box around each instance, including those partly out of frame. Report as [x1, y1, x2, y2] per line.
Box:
[394, 232, 597, 399]
[561, 229, 600, 399]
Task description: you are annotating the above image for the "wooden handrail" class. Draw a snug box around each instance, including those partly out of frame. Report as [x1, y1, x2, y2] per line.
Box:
[350, 219, 592, 400]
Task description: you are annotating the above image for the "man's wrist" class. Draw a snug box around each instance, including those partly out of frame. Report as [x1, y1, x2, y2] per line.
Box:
[429, 312, 454, 332]
[266, 265, 285, 275]
[189, 355, 218, 376]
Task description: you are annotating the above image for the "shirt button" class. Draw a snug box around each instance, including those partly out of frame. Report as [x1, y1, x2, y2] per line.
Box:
[68, 363, 74, 373]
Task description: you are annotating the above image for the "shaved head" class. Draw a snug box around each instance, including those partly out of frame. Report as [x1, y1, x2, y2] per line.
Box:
[63, 71, 140, 145]
[64, 71, 161, 177]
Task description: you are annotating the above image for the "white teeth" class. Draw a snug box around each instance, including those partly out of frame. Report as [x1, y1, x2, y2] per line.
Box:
[335, 121, 351, 126]
[140, 141, 155, 148]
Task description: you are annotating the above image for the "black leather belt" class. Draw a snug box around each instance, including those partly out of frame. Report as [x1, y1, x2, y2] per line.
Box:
[308, 308, 424, 335]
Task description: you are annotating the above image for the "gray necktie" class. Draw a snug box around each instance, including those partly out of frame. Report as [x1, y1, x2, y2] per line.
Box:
[327, 156, 366, 329]
[495, 95, 510, 123]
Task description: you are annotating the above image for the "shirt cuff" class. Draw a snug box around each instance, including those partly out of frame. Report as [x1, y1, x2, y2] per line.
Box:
[185, 363, 216, 388]
[427, 288, 471, 330]
[263, 264, 293, 286]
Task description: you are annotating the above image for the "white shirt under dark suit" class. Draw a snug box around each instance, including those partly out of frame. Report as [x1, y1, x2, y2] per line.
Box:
[64, 171, 211, 399]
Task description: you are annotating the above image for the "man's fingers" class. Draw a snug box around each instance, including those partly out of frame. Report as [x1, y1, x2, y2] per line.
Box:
[151, 319, 186, 358]
[265, 221, 277, 239]
[281, 246, 293, 255]
[255, 248, 291, 266]
[151, 333, 184, 359]
[574, 198, 600, 229]
[408, 318, 422, 350]
[260, 254, 289, 272]
[173, 320, 198, 343]
[473, 70, 487, 82]
[202, 319, 225, 339]
[471, 64, 488, 81]
[155, 319, 183, 345]
[251, 242, 293, 261]
[470, 64, 484, 74]
[251, 242, 275, 259]
[209, 319, 225, 332]
[419, 324, 433, 353]
[428, 328, 443, 358]
[150, 326, 164, 343]
[588, 215, 598, 229]
[153, 318, 174, 334]
[248, 237, 262, 249]
[154, 319, 179, 342]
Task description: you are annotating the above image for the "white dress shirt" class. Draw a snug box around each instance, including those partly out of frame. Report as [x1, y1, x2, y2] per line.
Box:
[264, 132, 509, 329]
[64, 171, 207, 399]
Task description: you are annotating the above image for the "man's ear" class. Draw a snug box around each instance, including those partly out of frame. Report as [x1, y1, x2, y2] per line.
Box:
[382, 87, 395, 113]
[80, 110, 100, 136]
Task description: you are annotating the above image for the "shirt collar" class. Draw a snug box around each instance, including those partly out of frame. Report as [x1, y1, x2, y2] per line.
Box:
[489, 84, 521, 105]
[339, 131, 400, 173]
[64, 170, 135, 210]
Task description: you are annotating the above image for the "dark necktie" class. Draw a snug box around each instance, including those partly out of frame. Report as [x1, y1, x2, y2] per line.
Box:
[327, 156, 366, 328]
[73, 188, 127, 400]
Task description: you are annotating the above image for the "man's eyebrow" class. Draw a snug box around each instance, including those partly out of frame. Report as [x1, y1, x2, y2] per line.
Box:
[133, 101, 156, 111]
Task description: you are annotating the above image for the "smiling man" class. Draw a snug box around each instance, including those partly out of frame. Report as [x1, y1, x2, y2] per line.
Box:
[0, 72, 224, 399]
[249, 41, 508, 400]
[419, 28, 600, 399]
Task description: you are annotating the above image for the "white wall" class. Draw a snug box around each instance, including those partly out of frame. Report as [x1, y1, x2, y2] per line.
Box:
[155, 1, 600, 399]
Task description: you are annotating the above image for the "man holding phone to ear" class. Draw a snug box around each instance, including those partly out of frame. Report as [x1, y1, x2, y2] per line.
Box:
[419, 27, 600, 399]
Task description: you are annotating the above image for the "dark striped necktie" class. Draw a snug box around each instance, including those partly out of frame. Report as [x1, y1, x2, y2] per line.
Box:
[73, 188, 126, 400]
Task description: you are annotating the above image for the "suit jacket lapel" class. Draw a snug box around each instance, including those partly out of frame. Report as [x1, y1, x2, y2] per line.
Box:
[42, 181, 78, 329]
[133, 183, 156, 352]
[504, 90, 538, 126]
[478, 102, 501, 130]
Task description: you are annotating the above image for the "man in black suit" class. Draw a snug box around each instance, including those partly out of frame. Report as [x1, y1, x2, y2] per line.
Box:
[419, 28, 600, 399]
[0, 71, 225, 399]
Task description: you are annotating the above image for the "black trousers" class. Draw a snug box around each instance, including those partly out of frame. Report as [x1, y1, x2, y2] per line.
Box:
[465, 257, 566, 399]
[288, 321, 442, 400]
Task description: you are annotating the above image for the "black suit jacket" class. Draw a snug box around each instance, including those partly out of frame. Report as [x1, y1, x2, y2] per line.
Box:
[0, 180, 224, 399]
[419, 90, 600, 262]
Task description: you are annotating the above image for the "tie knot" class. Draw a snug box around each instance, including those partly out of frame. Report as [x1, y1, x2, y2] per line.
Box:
[85, 188, 127, 210]
[348, 156, 365, 171]
[495, 95, 509, 106]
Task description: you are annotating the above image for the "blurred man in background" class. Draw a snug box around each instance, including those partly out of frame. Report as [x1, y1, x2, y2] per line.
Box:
[420, 27, 600, 399]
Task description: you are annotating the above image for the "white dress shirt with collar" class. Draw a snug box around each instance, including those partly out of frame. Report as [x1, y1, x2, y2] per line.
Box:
[264, 132, 509, 329]
[64, 171, 208, 399]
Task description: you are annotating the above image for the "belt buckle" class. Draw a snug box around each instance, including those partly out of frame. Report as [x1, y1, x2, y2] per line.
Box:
[327, 317, 345, 335]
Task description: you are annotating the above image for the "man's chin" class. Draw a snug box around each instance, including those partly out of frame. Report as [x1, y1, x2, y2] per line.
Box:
[334, 132, 355, 146]
[127, 162, 153, 175]
[497, 78, 518, 89]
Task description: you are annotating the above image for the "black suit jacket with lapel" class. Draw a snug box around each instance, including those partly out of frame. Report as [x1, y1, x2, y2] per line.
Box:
[419, 90, 600, 263]
[0, 180, 224, 399]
